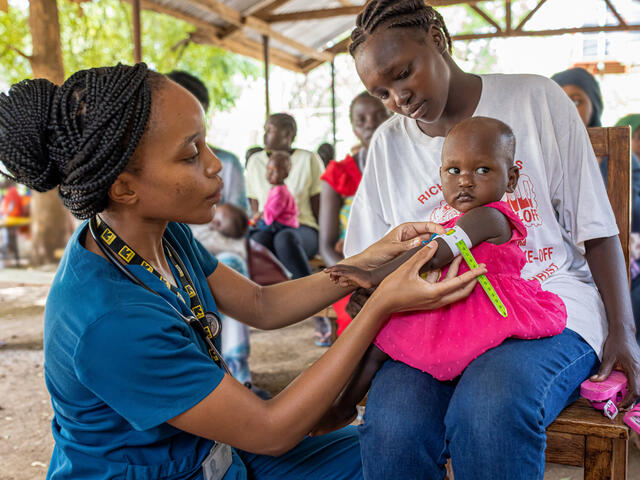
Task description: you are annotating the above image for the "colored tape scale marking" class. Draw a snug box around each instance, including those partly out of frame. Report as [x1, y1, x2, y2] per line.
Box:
[455, 239, 508, 317]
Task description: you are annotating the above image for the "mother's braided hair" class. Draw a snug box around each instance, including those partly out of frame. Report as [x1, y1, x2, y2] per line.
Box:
[349, 0, 452, 57]
[0, 63, 163, 219]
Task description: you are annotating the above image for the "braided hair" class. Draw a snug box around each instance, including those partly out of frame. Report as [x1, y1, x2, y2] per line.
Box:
[349, 0, 452, 57]
[0, 63, 164, 219]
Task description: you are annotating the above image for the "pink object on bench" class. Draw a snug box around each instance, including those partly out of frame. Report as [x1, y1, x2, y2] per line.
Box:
[623, 405, 640, 434]
[580, 371, 627, 406]
[580, 371, 640, 424]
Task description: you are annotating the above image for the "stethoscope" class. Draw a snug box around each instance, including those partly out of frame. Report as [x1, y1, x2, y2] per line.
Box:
[88, 217, 230, 374]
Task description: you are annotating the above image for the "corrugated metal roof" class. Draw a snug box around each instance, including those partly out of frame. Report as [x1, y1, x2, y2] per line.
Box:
[137, 0, 640, 73]
[140, 0, 365, 72]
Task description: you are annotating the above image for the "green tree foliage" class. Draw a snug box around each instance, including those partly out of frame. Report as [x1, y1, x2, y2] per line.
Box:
[0, 0, 258, 110]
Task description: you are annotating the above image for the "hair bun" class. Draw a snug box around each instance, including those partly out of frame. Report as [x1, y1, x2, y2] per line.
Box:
[0, 78, 62, 191]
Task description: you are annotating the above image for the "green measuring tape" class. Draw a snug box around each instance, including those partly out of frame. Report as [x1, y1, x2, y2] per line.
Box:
[454, 239, 508, 317]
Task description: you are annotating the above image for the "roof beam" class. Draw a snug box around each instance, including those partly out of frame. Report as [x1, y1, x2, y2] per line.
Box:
[264, 6, 362, 23]
[189, 0, 333, 62]
[223, 0, 293, 39]
[300, 36, 351, 74]
[131, 0, 303, 72]
[603, 0, 627, 27]
[427, 0, 491, 6]
[514, 0, 547, 31]
[245, 0, 293, 18]
[469, 4, 502, 32]
[452, 23, 640, 41]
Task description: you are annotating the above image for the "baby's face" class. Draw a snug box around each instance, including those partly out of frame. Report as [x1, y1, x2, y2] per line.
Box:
[440, 133, 516, 213]
[212, 206, 237, 237]
[266, 154, 290, 185]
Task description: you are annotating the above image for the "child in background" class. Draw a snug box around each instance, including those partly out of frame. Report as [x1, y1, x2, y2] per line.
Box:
[208, 203, 249, 260]
[318, 117, 567, 431]
[317, 142, 335, 168]
[251, 150, 299, 234]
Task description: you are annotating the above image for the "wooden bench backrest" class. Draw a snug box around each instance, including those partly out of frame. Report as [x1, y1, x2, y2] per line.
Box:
[587, 126, 632, 280]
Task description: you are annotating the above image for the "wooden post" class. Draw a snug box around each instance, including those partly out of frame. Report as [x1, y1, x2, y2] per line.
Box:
[132, 0, 142, 63]
[263, 34, 270, 119]
[27, 0, 72, 265]
[330, 60, 336, 149]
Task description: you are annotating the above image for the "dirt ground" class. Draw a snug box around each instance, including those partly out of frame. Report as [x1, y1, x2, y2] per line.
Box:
[1, 269, 639, 480]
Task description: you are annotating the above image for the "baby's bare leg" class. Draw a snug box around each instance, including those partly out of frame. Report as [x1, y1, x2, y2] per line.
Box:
[312, 345, 389, 436]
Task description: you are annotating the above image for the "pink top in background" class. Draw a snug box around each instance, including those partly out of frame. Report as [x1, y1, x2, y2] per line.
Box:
[263, 184, 299, 228]
[374, 201, 567, 381]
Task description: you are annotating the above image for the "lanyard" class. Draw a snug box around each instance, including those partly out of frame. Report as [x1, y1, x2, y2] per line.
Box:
[90, 216, 229, 371]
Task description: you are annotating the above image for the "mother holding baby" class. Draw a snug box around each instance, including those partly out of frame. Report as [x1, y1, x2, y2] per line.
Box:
[341, 1, 640, 479]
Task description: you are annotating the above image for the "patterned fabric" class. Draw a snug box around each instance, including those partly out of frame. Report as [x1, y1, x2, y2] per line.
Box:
[338, 197, 354, 240]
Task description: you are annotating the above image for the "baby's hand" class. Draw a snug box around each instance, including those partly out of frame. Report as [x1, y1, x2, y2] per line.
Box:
[324, 264, 376, 289]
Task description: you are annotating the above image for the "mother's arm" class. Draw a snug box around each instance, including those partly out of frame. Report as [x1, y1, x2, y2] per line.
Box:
[585, 236, 640, 407]
[318, 181, 344, 266]
[208, 221, 444, 330]
[170, 244, 484, 456]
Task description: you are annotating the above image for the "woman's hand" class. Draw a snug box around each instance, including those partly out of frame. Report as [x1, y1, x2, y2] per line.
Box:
[371, 242, 486, 315]
[590, 329, 640, 408]
[345, 221, 446, 270]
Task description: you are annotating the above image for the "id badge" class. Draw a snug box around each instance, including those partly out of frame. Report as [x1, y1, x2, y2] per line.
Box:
[202, 442, 232, 480]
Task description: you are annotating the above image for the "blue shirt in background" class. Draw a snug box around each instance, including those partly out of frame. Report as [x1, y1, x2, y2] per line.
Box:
[44, 222, 247, 479]
[214, 147, 250, 214]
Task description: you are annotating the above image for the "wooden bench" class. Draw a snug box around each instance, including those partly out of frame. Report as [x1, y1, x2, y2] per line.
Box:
[544, 126, 632, 479]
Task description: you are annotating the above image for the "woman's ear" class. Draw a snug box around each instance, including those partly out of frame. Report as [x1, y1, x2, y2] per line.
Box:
[429, 25, 447, 54]
[108, 173, 139, 207]
[506, 166, 520, 193]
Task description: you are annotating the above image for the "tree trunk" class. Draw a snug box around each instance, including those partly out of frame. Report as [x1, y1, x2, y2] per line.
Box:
[27, 0, 70, 265]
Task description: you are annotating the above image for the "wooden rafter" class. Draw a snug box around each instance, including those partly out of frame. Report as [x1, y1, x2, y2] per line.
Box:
[250, 0, 293, 18]
[131, 0, 303, 72]
[187, 0, 332, 62]
[300, 36, 351, 73]
[469, 4, 501, 32]
[603, 0, 627, 27]
[427, 0, 489, 6]
[220, 0, 292, 40]
[515, 0, 547, 31]
[452, 23, 640, 41]
[128, 0, 640, 75]
[264, 6, 362, 23]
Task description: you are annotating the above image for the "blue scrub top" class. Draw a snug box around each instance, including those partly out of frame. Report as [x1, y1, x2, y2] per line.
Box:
[44, 222, 246, 479]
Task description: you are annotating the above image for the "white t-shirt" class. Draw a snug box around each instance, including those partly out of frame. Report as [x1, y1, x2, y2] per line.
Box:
[245, 149, 325, 230]
[344, 73, 619, 358]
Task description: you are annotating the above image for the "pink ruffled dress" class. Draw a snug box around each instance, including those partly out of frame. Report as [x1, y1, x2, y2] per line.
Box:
[374, 201, 567, 381]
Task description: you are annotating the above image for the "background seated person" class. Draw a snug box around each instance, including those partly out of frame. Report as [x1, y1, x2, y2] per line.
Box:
[246, 113, 330, 345]
[319, 92, 390, 336]
[552, 68, 640, 343]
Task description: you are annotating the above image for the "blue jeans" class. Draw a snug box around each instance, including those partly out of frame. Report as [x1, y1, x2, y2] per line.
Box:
[236, 426, 363, 479]
[359, 329, 598, 480]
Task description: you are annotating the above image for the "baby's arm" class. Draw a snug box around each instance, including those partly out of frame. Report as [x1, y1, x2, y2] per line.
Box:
[326, 206, 512, 287]
[312, 345, 389, 436]
[420, 205, 512, 272]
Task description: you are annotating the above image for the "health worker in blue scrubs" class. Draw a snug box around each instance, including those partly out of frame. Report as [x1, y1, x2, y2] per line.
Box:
[0, 64, 484, 480]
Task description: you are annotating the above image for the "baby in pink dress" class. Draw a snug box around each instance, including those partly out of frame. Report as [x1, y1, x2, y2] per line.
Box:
[253, 150, 299, 231]
[317, 116, 567, 432]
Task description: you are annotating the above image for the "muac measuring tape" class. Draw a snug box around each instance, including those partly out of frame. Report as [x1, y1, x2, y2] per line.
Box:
[425, 228, 508, 317]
